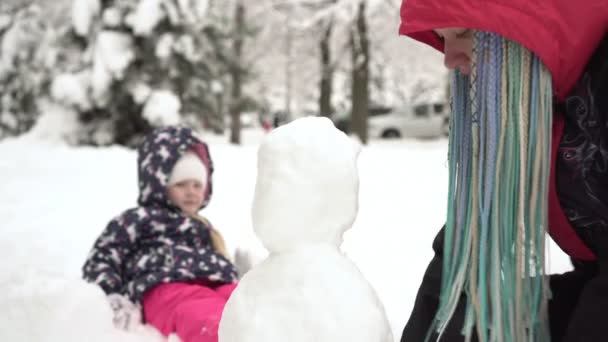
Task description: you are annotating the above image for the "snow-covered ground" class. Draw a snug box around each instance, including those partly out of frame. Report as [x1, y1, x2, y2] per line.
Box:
[0, 128, 572, 341]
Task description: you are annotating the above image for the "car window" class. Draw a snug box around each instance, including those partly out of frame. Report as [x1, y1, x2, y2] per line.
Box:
[414, 105, 429, 117]
[433, 103, 445, 114]
[369, 106, 393, 117]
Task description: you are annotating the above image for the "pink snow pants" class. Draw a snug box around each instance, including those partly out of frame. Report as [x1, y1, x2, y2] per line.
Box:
[143, 282, 238, 342]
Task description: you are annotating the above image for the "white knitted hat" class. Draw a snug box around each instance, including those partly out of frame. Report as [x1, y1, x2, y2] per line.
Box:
[168, 151, 208, 186]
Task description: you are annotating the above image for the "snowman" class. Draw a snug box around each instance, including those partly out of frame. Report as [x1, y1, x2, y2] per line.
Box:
[219, 116, 393, 342]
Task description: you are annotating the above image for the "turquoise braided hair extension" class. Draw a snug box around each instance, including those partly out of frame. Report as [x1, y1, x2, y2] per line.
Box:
[430, 31, 552, 342]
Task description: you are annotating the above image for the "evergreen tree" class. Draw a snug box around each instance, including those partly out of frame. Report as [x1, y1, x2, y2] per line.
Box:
[54, 0, 232, 146]
[0, 4, 50, 139]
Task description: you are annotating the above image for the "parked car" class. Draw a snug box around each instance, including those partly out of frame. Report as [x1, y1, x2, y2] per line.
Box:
[332, 103, 449, 139]
[368, 102, 449, 139]
[333, 105, 393, 134]
[225, 112, 261, 128]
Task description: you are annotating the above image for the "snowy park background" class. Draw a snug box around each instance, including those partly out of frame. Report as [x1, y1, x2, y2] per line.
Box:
[0, 0, 574, 341]
[0, 130, 574, 341]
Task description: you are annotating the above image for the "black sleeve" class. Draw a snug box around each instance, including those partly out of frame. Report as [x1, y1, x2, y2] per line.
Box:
[557, 232, 608, 342]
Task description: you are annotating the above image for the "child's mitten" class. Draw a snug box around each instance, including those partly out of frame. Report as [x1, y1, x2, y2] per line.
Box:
[107, 294, 142, 331]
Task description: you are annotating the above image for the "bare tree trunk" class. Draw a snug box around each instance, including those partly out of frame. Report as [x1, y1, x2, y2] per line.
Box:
[285, 17, 293, 121]
[349, 1, 369, 144]
[319, 17, 333, 118]
[229, 1, 245, 144]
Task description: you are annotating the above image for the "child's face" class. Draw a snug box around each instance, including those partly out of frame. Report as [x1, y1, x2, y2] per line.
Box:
[434, 27, 473, 75]
[167, 179, 205, 216]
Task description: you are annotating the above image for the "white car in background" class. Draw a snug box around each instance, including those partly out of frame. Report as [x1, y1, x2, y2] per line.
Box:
[225, 111, 261, 128]
[368, 102, 449, 139]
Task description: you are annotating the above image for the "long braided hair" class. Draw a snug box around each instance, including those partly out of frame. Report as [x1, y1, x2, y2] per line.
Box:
[431, 31, 552, 342]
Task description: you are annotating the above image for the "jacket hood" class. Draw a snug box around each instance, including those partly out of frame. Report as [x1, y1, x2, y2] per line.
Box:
[399, 0, 608, 100]
[136, 126, 214, 209]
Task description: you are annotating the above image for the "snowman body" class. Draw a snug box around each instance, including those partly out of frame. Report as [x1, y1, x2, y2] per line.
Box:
[219, 117, 393, 342]
[219, 243, 393, 342]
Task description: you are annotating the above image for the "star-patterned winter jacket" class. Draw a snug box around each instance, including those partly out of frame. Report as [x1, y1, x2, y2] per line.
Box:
[82, 126, 238, 303]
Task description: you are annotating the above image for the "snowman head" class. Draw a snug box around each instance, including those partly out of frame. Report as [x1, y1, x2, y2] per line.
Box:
[252, 116, 361, 253]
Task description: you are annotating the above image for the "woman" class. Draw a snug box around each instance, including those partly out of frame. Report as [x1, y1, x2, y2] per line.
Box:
[398, 0, 608, 341]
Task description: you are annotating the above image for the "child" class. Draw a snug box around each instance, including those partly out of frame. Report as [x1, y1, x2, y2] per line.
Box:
[398, 1, 607, 341]
[83, 126, 238, 342]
